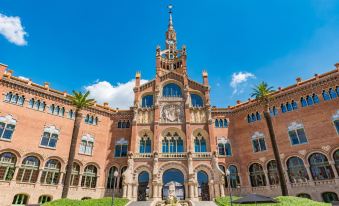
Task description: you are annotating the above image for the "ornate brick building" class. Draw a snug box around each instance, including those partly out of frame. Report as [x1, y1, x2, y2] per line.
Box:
[0, 7, 339, 206]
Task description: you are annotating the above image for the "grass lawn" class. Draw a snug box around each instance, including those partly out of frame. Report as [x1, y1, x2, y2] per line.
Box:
[42, 197, 129, 206]
[215, 196, 330, 206]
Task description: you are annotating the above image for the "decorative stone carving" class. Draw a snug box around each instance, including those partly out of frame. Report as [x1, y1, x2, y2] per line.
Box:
[138, 110, 154, 124]
[252, 131, 265, 139]
[259, 157, 266, 163]
[0, 114, 17, 125]
[321, 145, 331, 152]
[160, 103, 183, 123]
[332, 110, 339, 120]
[298, 150, 306, 156]
[280, 153, 285, 159]
[190, 110, 206, 123]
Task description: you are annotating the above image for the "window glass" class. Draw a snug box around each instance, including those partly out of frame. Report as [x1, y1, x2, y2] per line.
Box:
[163, 83, 182, 97]
[191, 94, 203, 107]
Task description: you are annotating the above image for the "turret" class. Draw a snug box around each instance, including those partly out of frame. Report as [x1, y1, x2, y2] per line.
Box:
[202, 70, 209, 86]
[0, 63, 8, 79]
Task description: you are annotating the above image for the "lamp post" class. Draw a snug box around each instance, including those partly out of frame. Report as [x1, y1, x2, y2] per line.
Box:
[112, 170, 119, 206]
[226, 169, 233, 206]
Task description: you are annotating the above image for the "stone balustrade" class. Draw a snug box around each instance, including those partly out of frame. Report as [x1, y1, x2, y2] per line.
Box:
[134, 153, 153, 159]
[191, 152, 212, 159]
[159, 152, 187, 158]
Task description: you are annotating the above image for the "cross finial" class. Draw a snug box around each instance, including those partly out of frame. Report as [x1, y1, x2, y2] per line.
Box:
[168, 4, 173, 29]
[168, 4, 173, 13]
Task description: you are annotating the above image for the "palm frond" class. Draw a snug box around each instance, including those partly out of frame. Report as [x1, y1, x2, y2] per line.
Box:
[68, 90, 96, 109]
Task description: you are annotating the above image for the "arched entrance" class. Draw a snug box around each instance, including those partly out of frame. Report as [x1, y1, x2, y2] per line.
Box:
[197, 170, 210, 201]
[162, 169, 185, 200]
[137, 171, 149, 201]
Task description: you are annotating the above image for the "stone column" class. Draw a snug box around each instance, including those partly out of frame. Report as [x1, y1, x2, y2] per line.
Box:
[133, 184, 138, 199]
[127, 184, 133, 199]
[209, 182, 215, 200]
[194, 183, 198, 198]
[188, 183, 194, 199]
[219, 184, 225, 197]
[305, 165, 314, 182]
[152, 183, 158, 198]
[11, 166, 19, 184]
[213, 183, 220, 197]
[122, 184, 127, 198]
[329, 161, 339, 178]
[263, 170, 270, 186]
[158, 183, 162, 199]
[36, 169, 43, 184]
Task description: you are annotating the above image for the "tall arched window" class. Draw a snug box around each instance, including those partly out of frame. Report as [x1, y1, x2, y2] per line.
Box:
[191, 94, 203, 107]
[217, 141, 232, 156]
[267, 160, 279, 185]
[197, 171, 209, 200]
[40, 126, 60, 148]
[139, 134, 152, 153]
[287, 157, 309, 183]
[162, 132, 184, 153]
[115, 138, 128, 157]
[0, 115, 17, 141]
[218, 164, 227, 188]
[81, 165, 97, 188]
[79, 134, 94, 155]
[281, 104, 287, 113]
[334, 150, 339, 175]
[306, 95, 313, 106]
[215, 119, 219, 127]
[228, 165, 240, 188]
[301, 97, 307, 107]
[312, 94, 319, 104]
[12, 194, 29, 205]
[249, 163, 266, 187]
[251, 132, 266, 152]
[323, 90, 331, 101]
[4, 92, 25, 106]
[0, 152, 16, 181]
[5, 92, 12, 102]
[70, 162, 80, 186]
[309, 153, 334, 180]
[162, 83, 182, 97]
[107, 166, 118, 189]
[291, 100, 298, 110]
[288, 122, 308, 145]
[329, 88, 337, 99]
[17, 156, 40, 183]
[286, 102, 292, 111]
[194, 133, 207, 152]
[38, 195, 52, 204]
[40, 159, 61, 185]
[141, 95, 154, 108]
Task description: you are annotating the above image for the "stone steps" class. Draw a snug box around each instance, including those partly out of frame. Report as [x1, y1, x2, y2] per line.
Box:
[128, 200, 153, 206]
[192, 201, 218, 206]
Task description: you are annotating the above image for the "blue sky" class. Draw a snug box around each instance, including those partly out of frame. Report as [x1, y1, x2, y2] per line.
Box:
[0, 0, 339, 109]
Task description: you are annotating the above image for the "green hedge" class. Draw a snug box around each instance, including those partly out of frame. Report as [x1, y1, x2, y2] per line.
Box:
[215, 196, 330, 206]
[43, 197, 129, 206]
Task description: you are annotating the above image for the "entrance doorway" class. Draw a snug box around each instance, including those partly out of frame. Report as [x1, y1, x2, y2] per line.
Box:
[197, 171, 210, 201]
[137, 171, 149, 201]
[162, 169, 185, 200]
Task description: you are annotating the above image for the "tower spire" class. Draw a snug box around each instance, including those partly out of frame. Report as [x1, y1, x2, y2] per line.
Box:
[168, 4, 173, 30]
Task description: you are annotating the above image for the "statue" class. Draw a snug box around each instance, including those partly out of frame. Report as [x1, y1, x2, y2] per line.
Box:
[165, 182, 179, 206]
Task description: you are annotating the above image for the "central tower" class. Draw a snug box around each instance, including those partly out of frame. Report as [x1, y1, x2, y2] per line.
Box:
[156, 5, 187, 76]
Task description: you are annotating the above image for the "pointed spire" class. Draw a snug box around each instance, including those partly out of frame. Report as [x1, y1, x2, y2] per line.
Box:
[168, 4, 174, 30]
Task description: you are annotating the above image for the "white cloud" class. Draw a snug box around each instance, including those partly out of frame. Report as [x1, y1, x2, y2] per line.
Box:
[0, 13, 27, 46]
[230, 72, 255, 95]
[18, 76, 30, 81]
[84, 79, 148, 109]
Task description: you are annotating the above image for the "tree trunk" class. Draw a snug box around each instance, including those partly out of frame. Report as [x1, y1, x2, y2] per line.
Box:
[61, 109, 82, 198]
[263, 109, 289, 196]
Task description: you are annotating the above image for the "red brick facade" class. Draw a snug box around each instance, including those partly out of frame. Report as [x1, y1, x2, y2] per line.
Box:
[0, 11, 339, 206]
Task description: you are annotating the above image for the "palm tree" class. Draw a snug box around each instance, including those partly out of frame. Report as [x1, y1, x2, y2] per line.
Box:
[251, 82, 288, 196]
[61, 91, 95, 198]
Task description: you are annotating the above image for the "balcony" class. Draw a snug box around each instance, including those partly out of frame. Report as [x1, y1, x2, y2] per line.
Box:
[192, 152, 212, 159]
[134, 153, 153, 159]
[159, 152, 187, 159]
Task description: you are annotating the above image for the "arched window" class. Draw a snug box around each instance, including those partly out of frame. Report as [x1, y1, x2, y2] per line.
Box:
[29, 98, 34, 108]
[88, 115, 93, 124]
[215, 119, 219, 127]
[70, 162, 80, 186]
[329, 88, 337, 99]
[122, 121, 126, 128]
[218, 119, 223, 128]
[118, 121, 122, 128]
[281, 104, 287, 113]
[334, 150, 339, 175]
[162, 132, 184, 153]
[162, 83, 182, 97]
[38, 195, 52, 204]
[251, 113, 256, 122]
[300, 97, 307, 107]
[0, 115, 17, 141]
[228, 165, 240, 188]
[270, 106, 278, 116]
[34, 100, 40, 110]
[306, 95, 313, 106]
[256, 112, 261, 121]
[59, 107, 65, 116]
[17, 156, 40, 183]
[251, 132, 266, 152]
[297, 193, 311, 199]
[49, 104, 55, 114]
[309, 153, 334, 180]
[0, 152, 16, 181]
[79, 134, 94, 155]
[141, 95, 154, 108]
[247, 115, 251, 123]
[197, 171, 209, 200]
[288, 122, 308, 145]
[322, 192, 339, 203]
[17, 95, 25, 106]
[115, 138, 128, 157]
[68, 110, 74, 119]
[126, 120, 130, 128]
[94, 117, 98, 125]
[85, 114, 89, 123]
[191, 94, 203, 107]
[312, 94, 319, 104]
[217, 139, 232, 157]
[119, 166, 127, 189]
[267, 160, 279, 185]
[223, 119, 228, 128]
[81, 165, 97, 188]
[39, 101, 46, 111]
[10, 93, 18, 104]
[40, 126, 60, 148]
[322, 90, 331, 101]
[5, 92, 12, 102]
[194, 133, 207, 153]
[40, 159, 61, 185]
[107, 166, 118, 189]
[286, 102, 292, 111]
[337, 86, 339, 95]
[54, 106, 60, 115]
[218, 164, 227, 188]
[287, 157, 309, 183]
[291, 100, 298, 110]
[12, 194, 29, 205]
[249, 163, 266, 187]
[139, 134, 152, 153]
